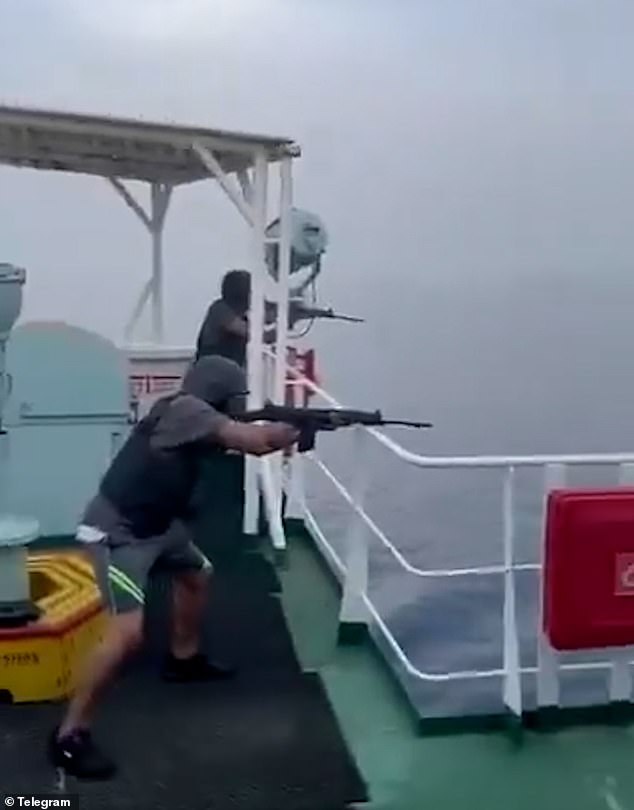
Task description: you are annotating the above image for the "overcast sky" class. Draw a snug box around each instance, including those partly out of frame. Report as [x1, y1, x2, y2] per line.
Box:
[0, 0, 633, 387]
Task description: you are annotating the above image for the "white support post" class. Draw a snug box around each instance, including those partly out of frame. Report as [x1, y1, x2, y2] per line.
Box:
[502, 466, 522, 718]
[192, 142, 254, 226]
[150, 182, 172, 344]
[245, 151, 267, 410]
[269, 156, 294, 509]
[237, 169, 253, 203]
[340, 427, 371, 629]
[109, 177, 152, 230]
[243, 151, 268, 535]
[537, 462, 566, 709]
[109, 177, 172, 345]
[272, 156, 293, 405]
[124, 279, 153, 342]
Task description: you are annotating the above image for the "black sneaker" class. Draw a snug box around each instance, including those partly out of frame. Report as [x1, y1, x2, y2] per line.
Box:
[161, 652, 236, 682]
[48, 727, 116, 780]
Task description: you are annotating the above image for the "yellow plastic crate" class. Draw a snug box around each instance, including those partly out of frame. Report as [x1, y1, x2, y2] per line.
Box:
[0, 551, 106, 703]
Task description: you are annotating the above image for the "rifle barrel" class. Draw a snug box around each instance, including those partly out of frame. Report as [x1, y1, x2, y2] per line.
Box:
[379, 420, 433, 429]
[330, 313, 365, 323]
[294, 305, 364, 323]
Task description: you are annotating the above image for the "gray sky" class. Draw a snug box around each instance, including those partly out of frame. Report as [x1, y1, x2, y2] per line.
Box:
[1, 0, 633, 402]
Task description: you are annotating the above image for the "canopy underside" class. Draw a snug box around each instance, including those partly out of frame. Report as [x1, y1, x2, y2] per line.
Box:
[0, 105, 299, 184]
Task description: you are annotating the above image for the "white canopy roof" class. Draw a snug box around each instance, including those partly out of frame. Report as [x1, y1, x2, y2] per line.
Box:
[0, 105, 300, 184]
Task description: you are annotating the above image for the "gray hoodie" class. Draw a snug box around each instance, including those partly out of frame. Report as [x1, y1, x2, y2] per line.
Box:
[180, 355, 248, 410]
[147, 355, 248, 450]
[81, 356, 248, 540]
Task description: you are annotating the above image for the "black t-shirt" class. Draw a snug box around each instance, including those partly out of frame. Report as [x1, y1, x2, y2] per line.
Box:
[195, 299, 247, 367]
[82, 394, 229, 541]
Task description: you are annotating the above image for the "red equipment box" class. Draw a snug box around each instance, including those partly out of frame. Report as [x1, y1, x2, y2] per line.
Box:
[543, 488, 634, 651]
[285, 347, 317, 407]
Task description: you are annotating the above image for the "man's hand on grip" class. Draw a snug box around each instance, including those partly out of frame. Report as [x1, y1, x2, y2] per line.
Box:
[217, 420, 298, 456]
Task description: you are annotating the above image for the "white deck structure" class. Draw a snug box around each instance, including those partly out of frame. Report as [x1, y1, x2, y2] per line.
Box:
[0, 104, 300, 536]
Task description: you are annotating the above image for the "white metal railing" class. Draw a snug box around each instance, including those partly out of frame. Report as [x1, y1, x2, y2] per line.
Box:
[268, 358, 634, 718]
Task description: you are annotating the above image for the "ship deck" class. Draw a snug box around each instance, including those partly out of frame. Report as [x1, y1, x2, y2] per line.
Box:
[3, 524, 634, 809]
[0, 528, 365, 810]
[283, 530, 634, 810]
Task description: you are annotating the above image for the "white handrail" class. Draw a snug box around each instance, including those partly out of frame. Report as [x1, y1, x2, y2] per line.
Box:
[312, 453, 539, 577]
[271, 349, 634, 468]
[266, 348, 634, 710]
[307, 501, 634, 683]
[267, 348, 634, 577]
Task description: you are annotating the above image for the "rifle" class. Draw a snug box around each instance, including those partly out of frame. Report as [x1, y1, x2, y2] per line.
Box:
[265, 299, 364, 329]
[289, 302, 364, 325]
[234, 403, 432, 452]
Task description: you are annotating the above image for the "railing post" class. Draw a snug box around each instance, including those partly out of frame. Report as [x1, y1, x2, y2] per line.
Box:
[502, 466, 522, 720]
[609, 463, 634, 703]
[260, 456, 286, 553]
[339, 427, 371, 644]
[284, 450, 305, 522]
[537, 462, 566, 710]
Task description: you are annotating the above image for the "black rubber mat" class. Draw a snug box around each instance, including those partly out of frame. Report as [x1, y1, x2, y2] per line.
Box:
[207, 546, 283, 594]
[0, 551, 368, 810]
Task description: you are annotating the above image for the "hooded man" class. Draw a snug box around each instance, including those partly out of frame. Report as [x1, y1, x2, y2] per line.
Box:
[48, 355, 298, 780]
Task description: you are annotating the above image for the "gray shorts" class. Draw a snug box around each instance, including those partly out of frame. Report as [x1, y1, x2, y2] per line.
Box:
[79, 520, 212, 615]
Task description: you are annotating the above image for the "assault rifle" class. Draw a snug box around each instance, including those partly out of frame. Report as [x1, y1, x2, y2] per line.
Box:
[265, 299, 364, 329]
[288, 302, 364, 325]
[234, 403, 432, 452]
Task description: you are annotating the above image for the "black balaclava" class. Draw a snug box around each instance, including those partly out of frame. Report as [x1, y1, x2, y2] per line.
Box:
[221, 269, 251, 314]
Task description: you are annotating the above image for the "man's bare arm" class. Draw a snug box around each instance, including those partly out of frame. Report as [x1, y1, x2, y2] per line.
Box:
[223, 315, 248, 338]
[214, 420, 298, 456]
[150, 396, 296, 455]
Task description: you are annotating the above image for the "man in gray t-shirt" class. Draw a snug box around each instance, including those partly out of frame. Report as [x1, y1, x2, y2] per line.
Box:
[49, 355, 298, 780]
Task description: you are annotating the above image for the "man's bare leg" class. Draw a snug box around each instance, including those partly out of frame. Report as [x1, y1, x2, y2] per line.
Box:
[49, 610, 143, 779]
[59, 610, 143, 734]
[163, 568, 235, 680]
[170, 570, 210, 659]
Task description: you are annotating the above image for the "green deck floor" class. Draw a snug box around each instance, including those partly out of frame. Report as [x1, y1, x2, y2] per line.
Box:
[279, 530, 634, 810]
